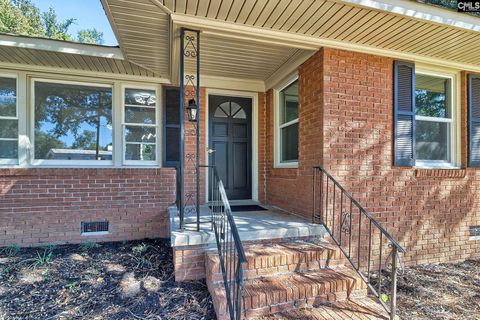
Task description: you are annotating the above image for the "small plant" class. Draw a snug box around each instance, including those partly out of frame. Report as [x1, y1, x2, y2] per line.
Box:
[381, 293, 389, 303]
[65, 280, 79, 292]
[131, 243, 148, 256]
[80, 241, 100, 252]
[30, 248, 53, 269]
[2, 244, 21, 257]
[0, 266, 10, 278]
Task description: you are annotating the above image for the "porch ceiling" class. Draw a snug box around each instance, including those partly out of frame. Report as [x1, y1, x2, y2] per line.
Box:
[102, 0, 480, 86]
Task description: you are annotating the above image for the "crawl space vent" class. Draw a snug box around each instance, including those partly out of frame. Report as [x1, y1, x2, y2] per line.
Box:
[470, 225, 480, 238]
[81, 221, 109, 234]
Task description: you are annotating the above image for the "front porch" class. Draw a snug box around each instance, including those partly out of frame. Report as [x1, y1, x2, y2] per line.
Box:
[170, 203, 326, 248]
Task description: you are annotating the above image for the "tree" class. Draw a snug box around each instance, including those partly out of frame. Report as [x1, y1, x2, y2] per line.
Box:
[34, 131, 65, 159]
[0, 0, 104, 44]
[72, 130, 97, 150]
[77, 29, 104, 45]
[42, 7, 75, 41]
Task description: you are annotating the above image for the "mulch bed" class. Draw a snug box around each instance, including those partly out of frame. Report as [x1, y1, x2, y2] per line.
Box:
[395, 259, 480, 320]
[0, 239, 215, 320]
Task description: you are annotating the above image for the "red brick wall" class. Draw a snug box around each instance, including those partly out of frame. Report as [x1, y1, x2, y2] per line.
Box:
[261, 48, 480, 265]
[0, 168, 176, 247]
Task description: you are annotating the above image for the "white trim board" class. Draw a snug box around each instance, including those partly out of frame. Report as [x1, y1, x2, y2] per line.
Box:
[205, 89, 259, 202]
[0, 33, 123, 59]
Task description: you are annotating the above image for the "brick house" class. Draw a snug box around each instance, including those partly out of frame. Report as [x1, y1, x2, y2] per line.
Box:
[1, 0, 480, 319]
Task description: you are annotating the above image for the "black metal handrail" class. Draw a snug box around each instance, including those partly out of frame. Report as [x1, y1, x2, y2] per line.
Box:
[313, 166, 405, 320]
[202, 165, 247, 320]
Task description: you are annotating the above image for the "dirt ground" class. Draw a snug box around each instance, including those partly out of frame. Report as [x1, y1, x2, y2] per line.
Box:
[0, 239, 478, 320]
[0, 239, 214, 320]
[395, 259, 480, 320]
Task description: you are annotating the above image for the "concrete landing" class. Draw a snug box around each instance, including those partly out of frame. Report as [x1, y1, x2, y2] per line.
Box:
[169, 205, 326, 247]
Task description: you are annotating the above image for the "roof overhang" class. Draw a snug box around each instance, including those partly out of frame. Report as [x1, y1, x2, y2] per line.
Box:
[0, 33, 124, 59]
[100, 0, 480, 89]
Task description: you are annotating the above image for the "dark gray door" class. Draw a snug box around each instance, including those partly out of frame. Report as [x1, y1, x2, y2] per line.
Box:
[209, 95, 252, 200]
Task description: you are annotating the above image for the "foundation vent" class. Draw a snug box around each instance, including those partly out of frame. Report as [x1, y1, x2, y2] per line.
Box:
[470, 225, 480, 239]
[81, 221, 109, 235]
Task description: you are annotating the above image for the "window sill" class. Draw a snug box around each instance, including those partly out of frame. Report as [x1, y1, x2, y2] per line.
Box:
[274, 162, 298, 169]
[415, 168, 466, 178]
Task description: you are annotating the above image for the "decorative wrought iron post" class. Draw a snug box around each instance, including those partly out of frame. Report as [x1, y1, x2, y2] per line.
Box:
[179, 28, 201, 231]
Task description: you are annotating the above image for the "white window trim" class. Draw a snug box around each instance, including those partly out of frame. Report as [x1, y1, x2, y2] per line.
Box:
[274, 74, 299, 168]
[414, 67, 461, 169]
[0, 72, 20, 166]
[121, 84, 161, 166]
[30, 77, 115, 167]
[0, 73, 19, 165]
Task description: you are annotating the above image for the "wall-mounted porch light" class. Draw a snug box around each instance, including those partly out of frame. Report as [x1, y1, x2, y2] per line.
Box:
[186, 99, 198, 122]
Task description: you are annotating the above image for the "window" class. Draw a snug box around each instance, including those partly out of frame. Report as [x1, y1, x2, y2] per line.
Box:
[0, 77, 18, 162]
[415, 73, 455, 167]
[123, 88, 157, 163]
[277, 79, 299, 164]
[34, 81, 113, 162]
[163, 87, 181, 167]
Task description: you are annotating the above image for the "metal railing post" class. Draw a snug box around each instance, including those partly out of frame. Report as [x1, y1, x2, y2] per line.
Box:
[390, 246, 398, 320]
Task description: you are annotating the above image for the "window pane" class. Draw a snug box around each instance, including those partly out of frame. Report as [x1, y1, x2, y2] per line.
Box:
[0, 78, 16, 96]
[165, 127, 180, 162]
[281, 122, 299, 162]
[125, 89, 156, 106]
[125, 107, 156, 124]
[0, 97, 16, 117]
[416, 120, 450, 161]
[125, 144, 156, 161]
[415, 74, 451, 118]
[125, 126, 156, 143]
[165, 88, 180, 124]
[0, 119, 18, 138]
[279, 80, 299, 124]
[34, 82, 113, 160]
[0, 140, 17, 159]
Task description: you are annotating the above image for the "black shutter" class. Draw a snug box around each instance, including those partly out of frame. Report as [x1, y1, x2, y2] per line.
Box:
[394, 61, 416, 167]
[163, 87, 181, 167]
[469, 74, 480, 167]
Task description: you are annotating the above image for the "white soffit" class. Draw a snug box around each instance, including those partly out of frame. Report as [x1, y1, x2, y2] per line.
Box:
[160, 0, 480, 69]
[102, 0, 170, 78]
[0, 45, 158, 78]
[184, 33, 304, 81]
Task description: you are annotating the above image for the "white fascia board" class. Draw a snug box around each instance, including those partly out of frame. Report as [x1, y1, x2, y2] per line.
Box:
[341, 0, 480, 32]
[0, 33, 124, 59]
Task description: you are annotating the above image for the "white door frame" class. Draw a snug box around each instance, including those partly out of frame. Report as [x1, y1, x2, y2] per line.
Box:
[205, 88, 259, 202]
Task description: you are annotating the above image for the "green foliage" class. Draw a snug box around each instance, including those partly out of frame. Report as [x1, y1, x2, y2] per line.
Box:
[77, 28, 104, 45]
[419, 0, 480, 16]
[80, 241, 100, 252]
[42, 7, 75, 41]
[30, 246, 54, 268]
[72, 130, 98, 150]
[0, 0, 104, 44]
[2, 243, 21, 257]
[381, 293, 389, 303]
[131, 243, 148, 256]
[34, 131, 65, 159]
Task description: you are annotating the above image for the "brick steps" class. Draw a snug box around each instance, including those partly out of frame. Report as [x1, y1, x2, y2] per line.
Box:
[255, 297, 392, 320]
[207, 240, 346, 283]
[206, 239, 368, 320]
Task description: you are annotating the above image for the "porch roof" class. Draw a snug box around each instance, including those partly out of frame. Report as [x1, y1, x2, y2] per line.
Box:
[0, 33, 160, 81]
[102, 0, 480, 89]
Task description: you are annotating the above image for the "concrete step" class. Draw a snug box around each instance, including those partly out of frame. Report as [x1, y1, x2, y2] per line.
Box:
[211, 266, 368, 319]
[206, 239, 347, 283]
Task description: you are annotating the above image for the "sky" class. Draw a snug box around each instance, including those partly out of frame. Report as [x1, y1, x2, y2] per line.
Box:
[32, 0, 118, 46]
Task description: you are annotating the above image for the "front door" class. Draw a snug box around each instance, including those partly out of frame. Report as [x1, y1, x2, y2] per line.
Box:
[209, 95, 252, 200]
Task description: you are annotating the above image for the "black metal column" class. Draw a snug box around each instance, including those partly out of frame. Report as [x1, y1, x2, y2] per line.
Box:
[179, 28, 201, 231]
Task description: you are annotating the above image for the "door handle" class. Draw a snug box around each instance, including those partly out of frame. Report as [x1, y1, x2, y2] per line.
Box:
[207, 148, 216, 154]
